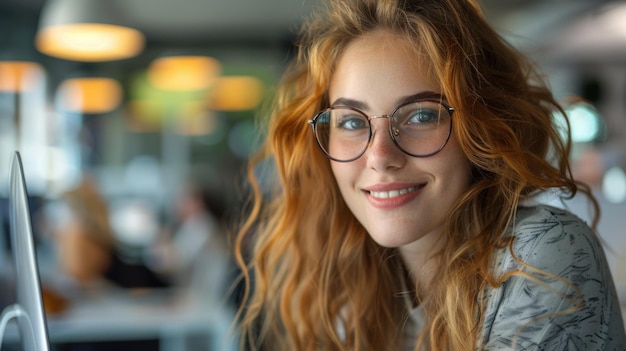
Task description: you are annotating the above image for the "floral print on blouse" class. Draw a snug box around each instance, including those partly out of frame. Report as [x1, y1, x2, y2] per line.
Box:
[481, 205, 625, 350]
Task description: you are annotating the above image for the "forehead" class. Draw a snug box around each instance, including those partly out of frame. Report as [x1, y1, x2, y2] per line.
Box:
[335, 30, 434, 78]
[329, 31, 439, 106]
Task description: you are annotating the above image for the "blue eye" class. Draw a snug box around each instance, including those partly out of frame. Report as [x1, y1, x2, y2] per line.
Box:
[335, 113, 368, 130]
[393, 100, 447, 128]
[407, 109, 439, 125]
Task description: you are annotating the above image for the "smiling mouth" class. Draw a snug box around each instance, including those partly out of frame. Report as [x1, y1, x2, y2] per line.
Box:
[368, 184, 425, 199]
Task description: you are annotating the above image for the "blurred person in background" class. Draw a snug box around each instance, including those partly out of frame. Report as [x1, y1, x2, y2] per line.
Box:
[50, 176, 169, 296]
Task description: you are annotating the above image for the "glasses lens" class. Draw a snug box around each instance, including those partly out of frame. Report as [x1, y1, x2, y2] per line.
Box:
[391, 101, 452, 157]
[314, 108, 370, 161]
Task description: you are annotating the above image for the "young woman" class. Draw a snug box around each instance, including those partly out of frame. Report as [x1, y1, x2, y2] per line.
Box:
[234, 0, 626, 349]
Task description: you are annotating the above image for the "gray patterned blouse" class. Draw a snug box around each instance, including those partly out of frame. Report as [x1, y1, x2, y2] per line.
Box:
[407, 205, 626, 350]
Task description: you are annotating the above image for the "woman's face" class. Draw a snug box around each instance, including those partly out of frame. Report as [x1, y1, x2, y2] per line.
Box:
[328, 31, 472, 255]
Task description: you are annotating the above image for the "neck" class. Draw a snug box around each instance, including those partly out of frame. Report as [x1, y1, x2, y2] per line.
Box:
[399, 230, 446, 298]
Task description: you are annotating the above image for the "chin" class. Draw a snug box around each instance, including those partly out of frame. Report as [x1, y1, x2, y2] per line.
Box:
[367, 232, 415, 248]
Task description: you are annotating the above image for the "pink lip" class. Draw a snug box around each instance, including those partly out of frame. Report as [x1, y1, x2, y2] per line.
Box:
[362, 182, 426, 209]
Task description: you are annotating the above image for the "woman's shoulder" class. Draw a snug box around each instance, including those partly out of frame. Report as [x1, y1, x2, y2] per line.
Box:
[514, 204, 592, 235]
[491, 204, 607, 287]
[509, 205, 600, 260]
[483, 205, 626, 349]
[489, 204, 608, 276]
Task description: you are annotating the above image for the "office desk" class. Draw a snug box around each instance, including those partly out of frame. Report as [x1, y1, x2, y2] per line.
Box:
[4, 288, 238, 351]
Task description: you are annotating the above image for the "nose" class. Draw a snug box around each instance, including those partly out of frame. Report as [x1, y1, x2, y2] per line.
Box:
[365, 118, 405, 171]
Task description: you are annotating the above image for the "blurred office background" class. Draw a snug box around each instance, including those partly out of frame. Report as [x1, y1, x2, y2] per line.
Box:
[0, 0, 625, 349]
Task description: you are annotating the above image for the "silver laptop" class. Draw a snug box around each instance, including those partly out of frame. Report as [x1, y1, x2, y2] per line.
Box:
[0, 151, 51, 351]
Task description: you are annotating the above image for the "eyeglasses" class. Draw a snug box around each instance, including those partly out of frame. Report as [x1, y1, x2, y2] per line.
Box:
[308, 97, 454, 162]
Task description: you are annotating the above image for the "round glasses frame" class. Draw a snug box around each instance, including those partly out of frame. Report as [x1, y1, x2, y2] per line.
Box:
[308, 98, 455, 162]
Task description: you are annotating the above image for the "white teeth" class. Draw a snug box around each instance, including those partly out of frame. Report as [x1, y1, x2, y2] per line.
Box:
[370, 186, 418, 199]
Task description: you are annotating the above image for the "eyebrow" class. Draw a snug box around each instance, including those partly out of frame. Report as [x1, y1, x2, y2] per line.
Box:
[330, 91, 444, 110]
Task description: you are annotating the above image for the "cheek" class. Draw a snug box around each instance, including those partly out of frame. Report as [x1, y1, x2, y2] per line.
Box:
[330, 162, 358, 193]
[422, 135, 472, 199]
[440, 142, 473, 194]
[330, 162, 343, 187]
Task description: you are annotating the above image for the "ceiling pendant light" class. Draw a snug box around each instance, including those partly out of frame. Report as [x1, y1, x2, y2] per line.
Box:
[36, 0, 145, 62]
[59, 77, 123, 114]
[148, 55, 222, 91]
[0, 61, 45, 92]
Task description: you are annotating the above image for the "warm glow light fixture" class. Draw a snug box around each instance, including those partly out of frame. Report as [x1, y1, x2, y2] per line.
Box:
[36, 0, 145, 62]
[59, 77, 123, 114]
[209, 76, 264, 111]
[0, 61, 45, 92]
[148, 55, 221, 91]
